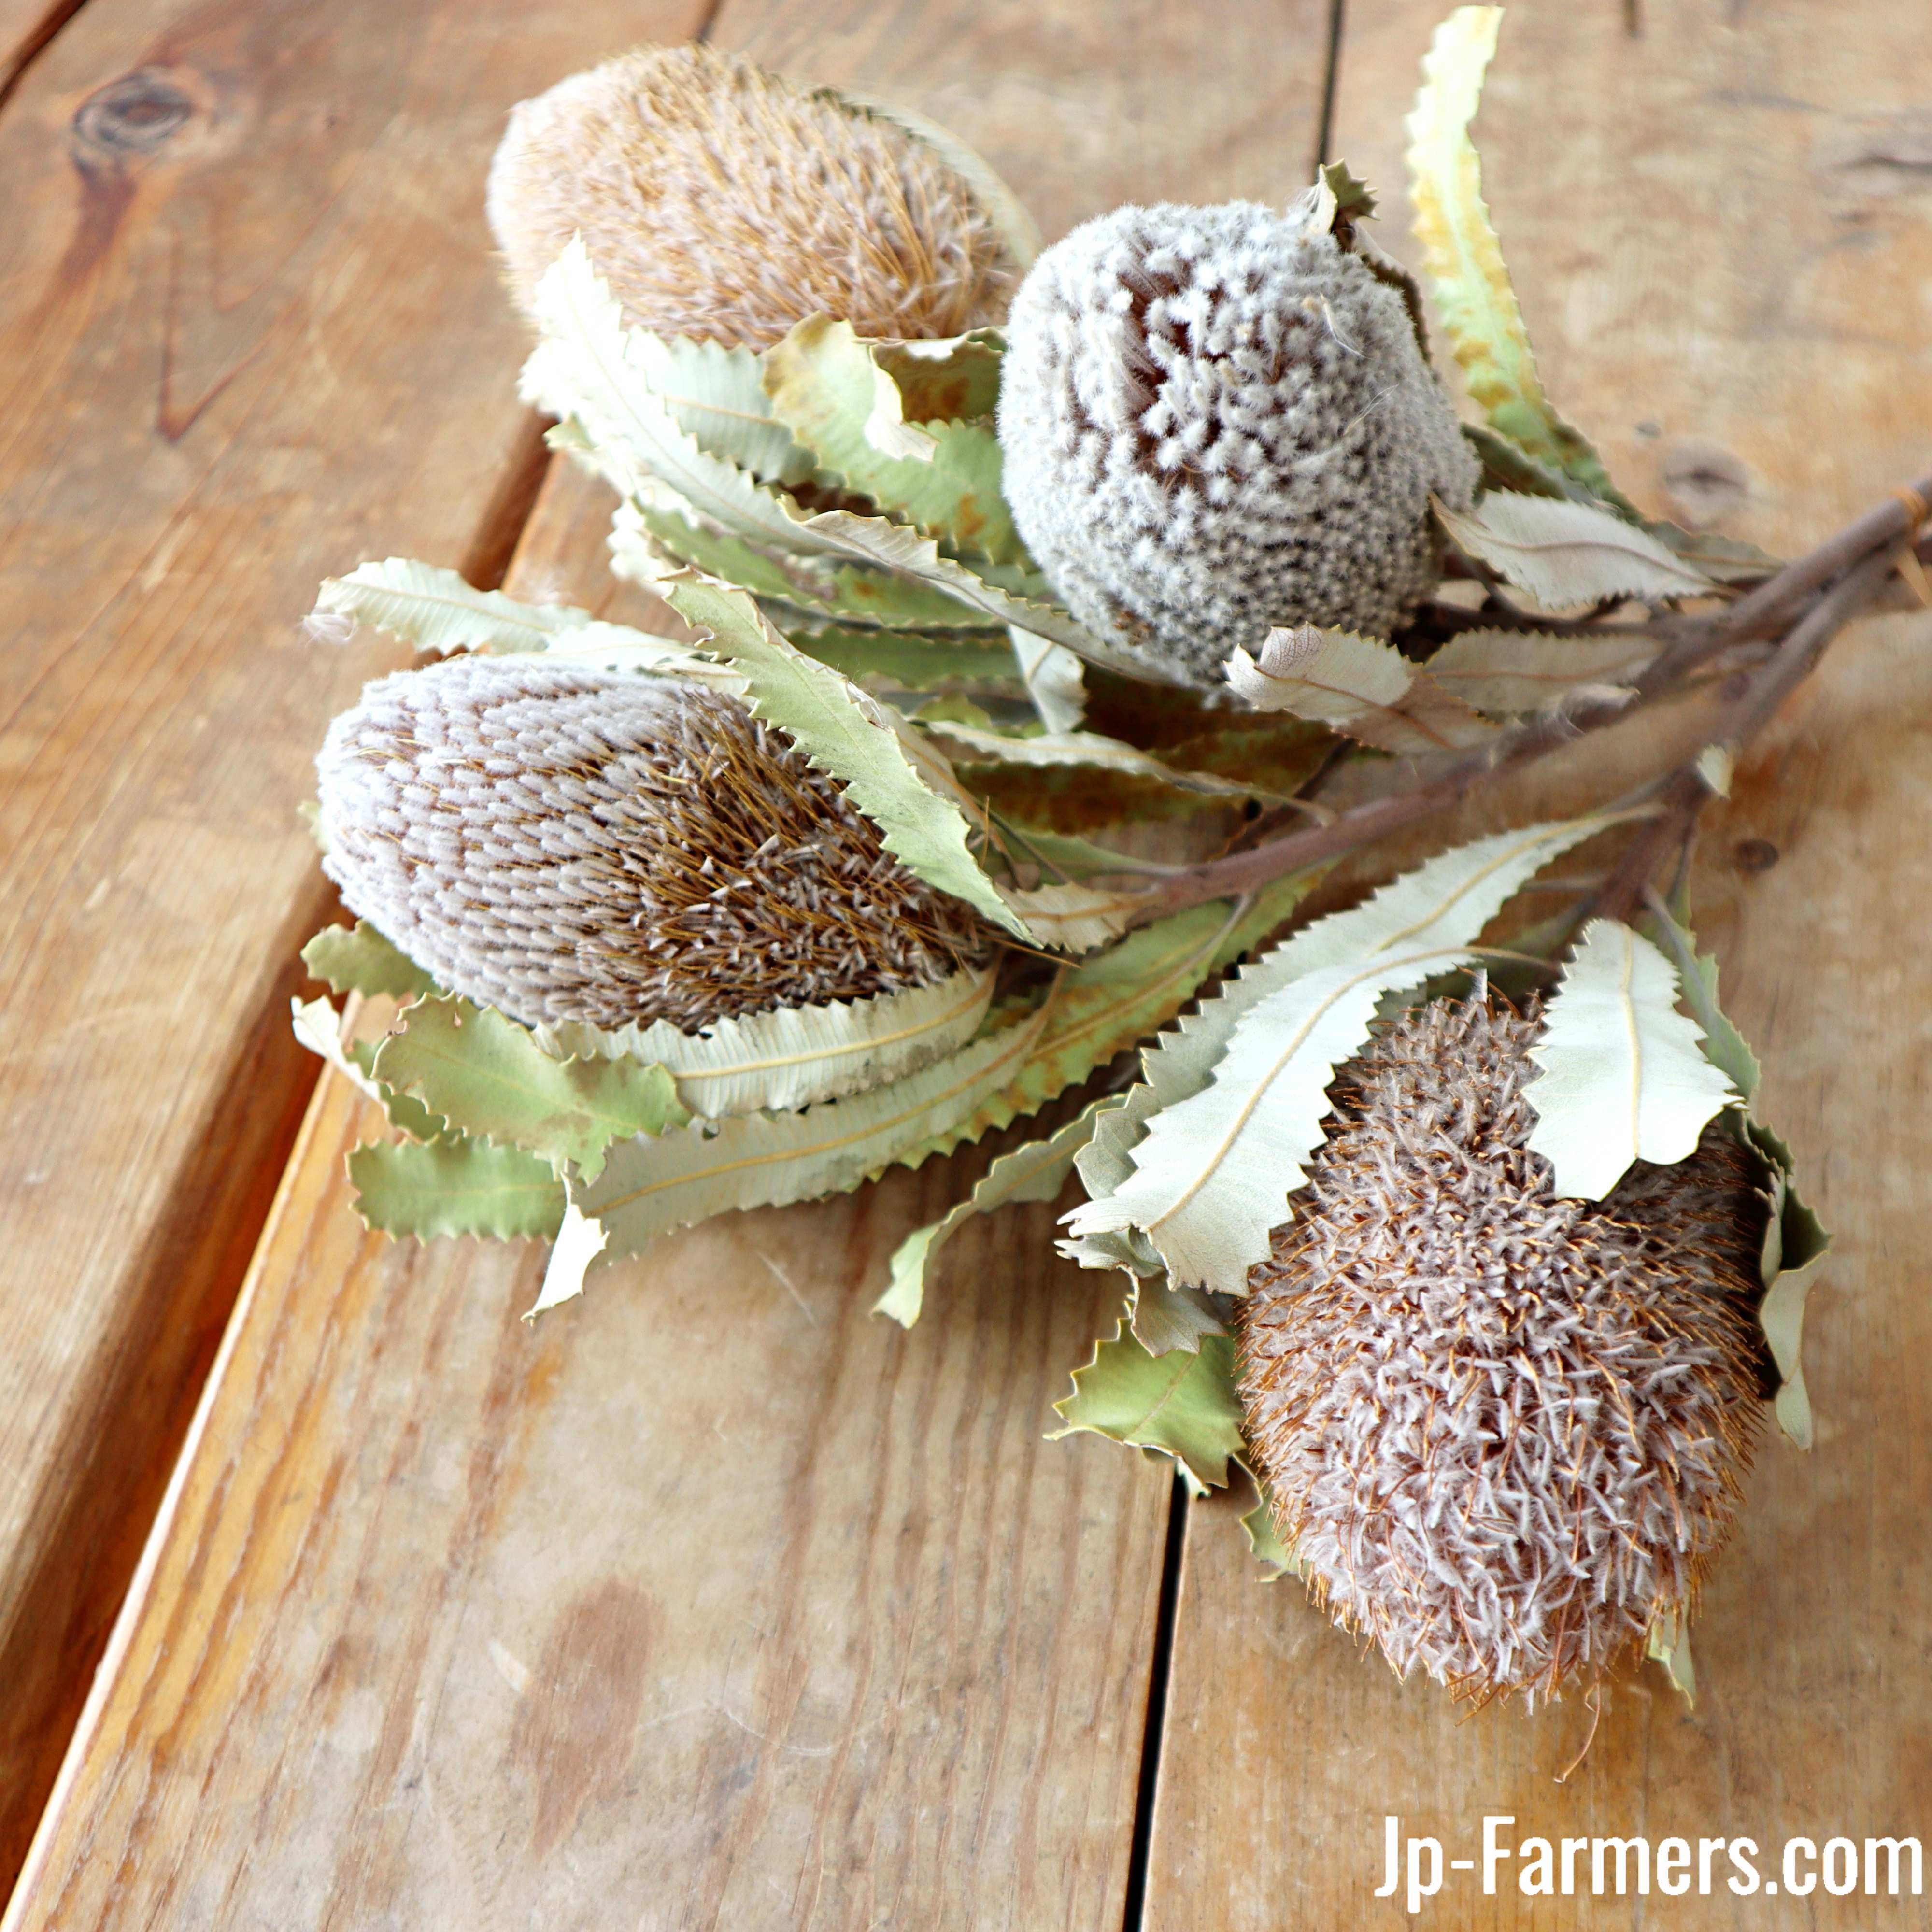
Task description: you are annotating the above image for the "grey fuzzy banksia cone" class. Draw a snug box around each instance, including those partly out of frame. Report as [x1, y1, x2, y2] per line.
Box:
[315, 654, 989, 1032]
[1238, 997, 1770, 1705]
[997, 199, 1479, 685]
[486, 43, 1027, 350]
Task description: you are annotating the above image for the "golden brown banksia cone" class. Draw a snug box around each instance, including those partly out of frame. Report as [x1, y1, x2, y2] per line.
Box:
[1238, 995, 1770, 1706]
[314, 654, 990, 1032]
[485, 43, 1024, 350]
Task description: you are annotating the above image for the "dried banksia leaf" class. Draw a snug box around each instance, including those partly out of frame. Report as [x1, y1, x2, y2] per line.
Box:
[315, 653, 990, 1032]
[996, 199, 1480, 685]
[1238, 996, 1771, 1706]
[487, 43, 1029, 350]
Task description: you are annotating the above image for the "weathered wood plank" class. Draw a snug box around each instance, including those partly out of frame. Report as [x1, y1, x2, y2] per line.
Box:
[0, 0, 711, 1885]
[1145, 4, 1932, 1926]
[0, 0, 86, 100]
[1, 5, 1339, 1921]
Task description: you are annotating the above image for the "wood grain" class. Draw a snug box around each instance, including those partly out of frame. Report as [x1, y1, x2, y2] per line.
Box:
[0, 0, 86, 101]
[0, 6, 1340, 1920]
[0, 0, 711, 1886]
[1146, 4, 1932, 1926]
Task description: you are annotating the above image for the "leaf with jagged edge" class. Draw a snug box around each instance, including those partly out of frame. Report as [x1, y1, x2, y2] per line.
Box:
[1129, 1279, 1225, 1356]
[312, 558, 596, 656]
[901, 875, 1319, 1173]
[1048, 1320, 1244, 1495]
[611, 328, 815, 484]
[301, 921, 437, 1001]
[1423, 628, 1655, 718]
[538, 1005, 1055, 1313]
[532, 966, 997, 1120]
[1644, 901, 1828, 1448]
[929, 721, 1312, 802]
[1435, 492, 1717, 610]
[348, 1133, 566, 1241]
[654, 571, 1034, 941]
[370, 996, 689, 1184]
[291, 995, 444, 1142]
[1225, 624, 1495, 754]
[616, 497, 1009, 634]
[1063, 817, 1609, 1294]
[878, 1100, 1104, 1327]
[1406, 8, 1636, 513]
[1241, 1477, 1306, 1581]
[1010, 627, 1086, 733]
[781, 625, 1025, 705]
[763, 316, 1025, 564]
[1524, 920, 1739, 1200]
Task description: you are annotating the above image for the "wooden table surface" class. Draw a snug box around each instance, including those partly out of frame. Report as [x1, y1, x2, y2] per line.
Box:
[2, 0, 1929, 1925]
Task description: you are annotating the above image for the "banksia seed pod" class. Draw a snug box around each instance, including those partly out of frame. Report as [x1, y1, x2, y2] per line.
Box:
[315, 654, 989, 1031]
[997, 200, 1479, 686]
[1238, 996, 1770, 1706]
[486, 43, 1026, 350]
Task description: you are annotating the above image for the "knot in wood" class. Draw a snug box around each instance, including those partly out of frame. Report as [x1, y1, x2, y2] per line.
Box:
[71, 69, 196, 167]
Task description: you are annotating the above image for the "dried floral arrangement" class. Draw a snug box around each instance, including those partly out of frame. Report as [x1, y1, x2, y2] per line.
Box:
[293, 10, 1932, 1711]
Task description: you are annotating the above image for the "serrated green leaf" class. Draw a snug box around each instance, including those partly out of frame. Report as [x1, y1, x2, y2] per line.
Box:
[347, 1134, 566, 1241]
[656, 572, 1033, 941]
[1642, 903, 1762, 1099]
[1226, 623, 1495, 753]
[872, 332, 1006, 423]
[313, 557, 597, 657]
[617, 496, 1014, 633]
[930, 720, 1313, 802]
[878, 1101, 1103, 1327]
[371, 996, 688, 1184]
[301, 922, 437, 1001]
[1064, 817, 1608, 1293]
[1128, 1279, 1225, 1356]
[764, 316, 1025, 565]
[1406, 8, 1636, 513]
[541, 1005, 1056, 1313]
[781, 625, 1025, 703]
[1049, 1320, 1244, 1495]
[612, 328, 815, 484]
[1524, 920, 1739, 1200]
[1435, 492, 1716, 609]
[532, 966, 997, 1119]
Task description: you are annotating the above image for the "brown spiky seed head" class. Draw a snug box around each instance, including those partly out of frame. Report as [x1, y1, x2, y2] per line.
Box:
[315, 653, 990, 1031]
[1238, 996, 1770, 1707]
[486, 43, 1023, 349]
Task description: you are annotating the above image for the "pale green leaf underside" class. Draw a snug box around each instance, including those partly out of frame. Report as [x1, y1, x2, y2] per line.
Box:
[1405, 7, 1634, 511]
[1049, 1321, 1245, 1495]
[1423, 627, 1656, 718]
[347, 1134, 566, 1242]
[1435, 492, 1716, 609]
[930, 721, 1307, 801]
[1524, 919, 1738, 1200]
[877, 1101, 1104, 1328]
[301, 921, 436, 1001]
[612, 327, 814, 484]
[533, 966, 997, 1120]
[1064, 818, 1606, 1293]
[292, 995, 443, 1142]
[763, 315, 1024, 564]
[371, 996, 689, 1184]
[313, 557, 595, 657]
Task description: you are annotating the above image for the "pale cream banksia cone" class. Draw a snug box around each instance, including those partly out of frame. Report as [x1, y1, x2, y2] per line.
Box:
[486, 43, 1024, 350]
[1238, 997, 1770, 1705]
[315, 654, 989, 1032]
[997, 200, 1478, 685]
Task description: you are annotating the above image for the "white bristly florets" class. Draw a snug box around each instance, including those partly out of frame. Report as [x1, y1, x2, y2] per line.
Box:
[486, 43, 1022, 349]
[998, 201, 1479, 684]
[315, 654, 988, 1031]
[1239, 997, 1768, 1706]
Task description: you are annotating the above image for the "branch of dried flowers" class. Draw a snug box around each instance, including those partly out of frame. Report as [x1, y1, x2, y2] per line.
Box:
[1126, 471, 1932, 927]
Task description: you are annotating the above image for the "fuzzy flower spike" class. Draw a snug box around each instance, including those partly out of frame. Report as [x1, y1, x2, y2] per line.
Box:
[487, 43, 1028, 349]
[997, 197, 1479, 686]
[315, 653, 990, 1032]
[1238, 995, 1770, 1707]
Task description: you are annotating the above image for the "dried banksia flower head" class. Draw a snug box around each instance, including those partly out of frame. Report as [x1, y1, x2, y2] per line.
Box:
[315, 654, 990, 1031]
[997, 200, 1479, 685]
[486, 43, 1027, 349]
[1238, 996, 1770, 1705]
